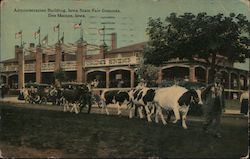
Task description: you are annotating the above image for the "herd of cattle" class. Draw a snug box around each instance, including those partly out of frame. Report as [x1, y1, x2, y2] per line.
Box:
[19, 82, 206, 129]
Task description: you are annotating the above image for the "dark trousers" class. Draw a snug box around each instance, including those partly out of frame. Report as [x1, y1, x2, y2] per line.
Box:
[240, 99, 249, 115]
[203, 112, 221, 135]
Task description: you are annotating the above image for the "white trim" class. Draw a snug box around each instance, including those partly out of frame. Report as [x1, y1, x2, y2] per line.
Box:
[161, 64, 189, 70]
[86, 69, 106, 74]
[109, 67, 131, 72]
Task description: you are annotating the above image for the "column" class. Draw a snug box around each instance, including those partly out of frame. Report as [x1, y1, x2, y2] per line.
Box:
[157, 68, 162, 85]
[76, 43, 83, 83]
[228, 72, 231, 99]
[111, 33, 117, 50]
[106, 68, 109, 88]
[237, 72, 241, 99]
[130, 68, 134, 88]
[100, 45, 105, 59]
[35, 46, 42, 83]
[205, 68, 209, 84]
[189, 65, 195, 82]
[55, 43, 62, 71]
[16, 46, 24, 89]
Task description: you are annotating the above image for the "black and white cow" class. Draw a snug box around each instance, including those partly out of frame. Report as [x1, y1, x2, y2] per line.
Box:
[61, 84, 92, 114]
[100, 90, 131, 115]
[153, 85, 203, 129]
[128, 87, 156, 122]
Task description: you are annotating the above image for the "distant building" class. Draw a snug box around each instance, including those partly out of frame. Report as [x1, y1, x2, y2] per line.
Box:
[0, 33, 249, 99]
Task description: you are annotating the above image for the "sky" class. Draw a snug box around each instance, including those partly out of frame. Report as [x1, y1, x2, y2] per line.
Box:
[1, 0, 249, 70]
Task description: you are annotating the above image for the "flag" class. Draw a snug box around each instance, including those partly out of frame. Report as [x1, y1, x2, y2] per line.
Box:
[73, 22, 81, 29]
[15, 31, 22, 39]
[60, 35, 64, 43]
[98, 27, 104, 35]
[53, 24, 60, 32]
[33, 28, 40, 39]
[42, 34, 48, 45]
[60, 32, 64, 43]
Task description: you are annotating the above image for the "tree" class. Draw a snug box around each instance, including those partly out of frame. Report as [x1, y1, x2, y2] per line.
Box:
[144, 12, 250, 82]
[136, 63, 159, 86]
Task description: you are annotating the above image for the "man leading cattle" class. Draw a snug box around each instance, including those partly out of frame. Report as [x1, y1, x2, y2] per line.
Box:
[202, 71, 225, 138]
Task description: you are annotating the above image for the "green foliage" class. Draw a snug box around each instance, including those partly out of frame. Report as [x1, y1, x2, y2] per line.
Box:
[144, 12, 250, 80]
[136, 63, 159, 83]
[53, 68, 66, 81]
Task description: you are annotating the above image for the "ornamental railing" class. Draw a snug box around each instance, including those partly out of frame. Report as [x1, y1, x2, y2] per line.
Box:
[61, 61, 76, 70]
[0, 65, 18, 72]
[25, 63, 35, 72]
[85, 56, 141, 67]
[41, 62, 55, 72]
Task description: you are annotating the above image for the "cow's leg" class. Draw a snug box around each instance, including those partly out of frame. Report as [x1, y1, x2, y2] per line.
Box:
[138, 106, 144, 118]
[144, 105, 152, 122]
[70, 103, 74, 113]
[172, 106, 181, 123]
[180, 105, 189, 129]
[117, 102, 122, 116]
[101, 100, 109, 115]
[157, 106, 167, 125]
[73, 103, 79, 114]
[155, 106, 159, 123]
[64, 101, 68, 112]
[129, 103, 134, 119]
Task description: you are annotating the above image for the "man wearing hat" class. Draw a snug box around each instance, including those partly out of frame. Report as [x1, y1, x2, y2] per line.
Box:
[202, 71, 225, 138]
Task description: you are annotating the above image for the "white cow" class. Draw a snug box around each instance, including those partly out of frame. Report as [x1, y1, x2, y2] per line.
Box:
[153, 85, 203, 129]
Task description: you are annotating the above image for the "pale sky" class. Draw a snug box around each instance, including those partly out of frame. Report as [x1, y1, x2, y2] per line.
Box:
[1, 0, 249, 70]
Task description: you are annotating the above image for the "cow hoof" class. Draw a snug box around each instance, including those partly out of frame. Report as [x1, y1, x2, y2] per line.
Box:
[172, 120, 179, 124]
[183, 125, 188, 129]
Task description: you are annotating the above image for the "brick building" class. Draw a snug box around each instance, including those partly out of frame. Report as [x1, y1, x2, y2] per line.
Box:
[0, 33, 249, 99]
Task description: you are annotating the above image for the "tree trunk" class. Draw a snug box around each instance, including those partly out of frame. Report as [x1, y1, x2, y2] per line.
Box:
[208, 53, 217, 83]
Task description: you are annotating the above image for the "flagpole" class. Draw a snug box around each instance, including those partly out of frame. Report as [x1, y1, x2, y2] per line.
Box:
[80, 20, 83, 42]
[103, 25, 105, 46]
[58, 24, 60, 43]
[38, 26, 41, 46]
[20, 30, 23, 47]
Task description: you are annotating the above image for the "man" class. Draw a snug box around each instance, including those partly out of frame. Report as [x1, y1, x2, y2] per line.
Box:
[202, 72, 225, 138]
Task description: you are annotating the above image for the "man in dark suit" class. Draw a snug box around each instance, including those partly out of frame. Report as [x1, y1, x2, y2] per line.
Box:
[202, 72, 225, 138]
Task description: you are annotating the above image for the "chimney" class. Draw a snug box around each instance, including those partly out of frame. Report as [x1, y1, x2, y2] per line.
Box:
[111, 33, 117, 50]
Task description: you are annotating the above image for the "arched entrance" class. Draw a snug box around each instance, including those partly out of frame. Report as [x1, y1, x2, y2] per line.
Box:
[239, 74, 247, 90]
[230, 72, 238, 89]
[221, 71, 229, 89]
[86, 70, 106, 88]
[8, 74, 18, 89]
[162, 66, 189, 82]
[195, 67, 206, 83]
[65, 71, 77, 82]
[1, 75, 7, 84]
[42, 72, 54, 84]
[109, 69, 131, 88]
[25, 73, 36, 83]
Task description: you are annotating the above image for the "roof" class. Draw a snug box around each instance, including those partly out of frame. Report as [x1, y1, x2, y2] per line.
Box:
[108, 42, 147, 54]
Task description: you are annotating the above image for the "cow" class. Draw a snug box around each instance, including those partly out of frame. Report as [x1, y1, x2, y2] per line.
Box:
[153, 85, 203, 129]
[60, 84, 92, 114]
[100, 90, 131, 116]
[128, 86, 156, 122]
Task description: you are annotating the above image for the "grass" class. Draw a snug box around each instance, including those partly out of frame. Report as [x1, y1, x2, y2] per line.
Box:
[0, 104, 248, 158]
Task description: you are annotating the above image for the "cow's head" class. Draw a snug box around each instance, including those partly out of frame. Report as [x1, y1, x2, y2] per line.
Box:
[189, 89, 203, 105]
